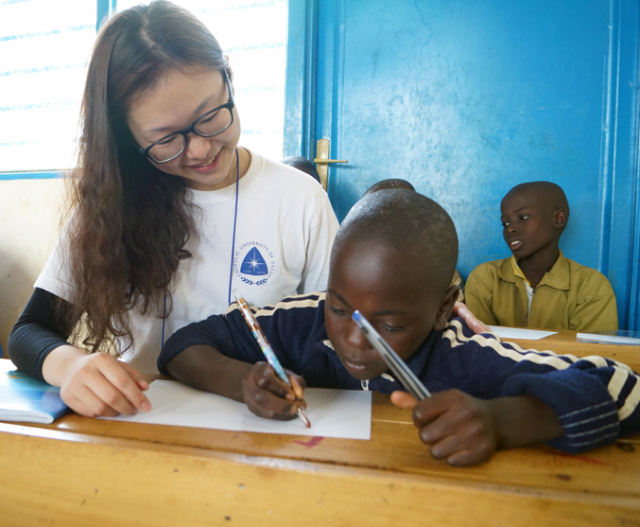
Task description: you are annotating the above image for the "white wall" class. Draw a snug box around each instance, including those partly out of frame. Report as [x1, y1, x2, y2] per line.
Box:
[0, 179, 66, 354]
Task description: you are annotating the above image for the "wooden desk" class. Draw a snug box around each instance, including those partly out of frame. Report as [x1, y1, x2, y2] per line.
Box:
[1, 336, 640, 527]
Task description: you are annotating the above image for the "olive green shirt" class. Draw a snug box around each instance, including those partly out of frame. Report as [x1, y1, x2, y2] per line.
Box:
[465, 251, 618, 331]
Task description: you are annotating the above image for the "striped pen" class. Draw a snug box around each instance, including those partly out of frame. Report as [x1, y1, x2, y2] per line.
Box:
[234, 293, 311, 428]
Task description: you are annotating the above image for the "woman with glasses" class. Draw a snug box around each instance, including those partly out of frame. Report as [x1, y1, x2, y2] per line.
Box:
[8, 1, 338, 418]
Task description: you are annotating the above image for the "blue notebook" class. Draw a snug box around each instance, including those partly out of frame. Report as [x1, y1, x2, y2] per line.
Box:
[0, 359, 69, 424]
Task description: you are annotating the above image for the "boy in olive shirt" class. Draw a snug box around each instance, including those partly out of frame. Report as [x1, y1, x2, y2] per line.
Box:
[465, 182, 617, 331]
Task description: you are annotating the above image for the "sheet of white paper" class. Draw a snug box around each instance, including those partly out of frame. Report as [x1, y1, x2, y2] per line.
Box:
[488, 326, 557, 341]
[102, 380, 372, 440]
[577, 333, 640, 346]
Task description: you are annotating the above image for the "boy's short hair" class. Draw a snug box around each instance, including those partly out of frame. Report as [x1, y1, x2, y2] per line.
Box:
[334, 189, 458, 296]
[505, 181, 570, 227]
[363, 178, 416, 196]
[281, 156, 321, 183]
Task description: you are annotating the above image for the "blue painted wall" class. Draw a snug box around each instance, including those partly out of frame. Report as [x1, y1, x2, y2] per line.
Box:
[286, 0, 640, 329]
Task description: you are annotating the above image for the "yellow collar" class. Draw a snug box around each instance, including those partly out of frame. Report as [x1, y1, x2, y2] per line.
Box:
[499, 252, 570, 291]
[511, 256, 531, 287]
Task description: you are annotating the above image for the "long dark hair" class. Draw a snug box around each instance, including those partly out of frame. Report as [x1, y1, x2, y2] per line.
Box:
[64, 1, 232, 352]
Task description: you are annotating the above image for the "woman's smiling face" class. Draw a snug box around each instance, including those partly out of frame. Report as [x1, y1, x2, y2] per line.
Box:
[127, 68, 241, 191]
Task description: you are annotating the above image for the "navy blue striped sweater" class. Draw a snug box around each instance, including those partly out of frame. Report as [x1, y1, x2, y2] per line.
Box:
[159, 292, 640, 453]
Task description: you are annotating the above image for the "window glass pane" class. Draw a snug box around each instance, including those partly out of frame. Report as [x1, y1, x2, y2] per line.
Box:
[117, 0, 289, 160]
[0, 0, 97, 172]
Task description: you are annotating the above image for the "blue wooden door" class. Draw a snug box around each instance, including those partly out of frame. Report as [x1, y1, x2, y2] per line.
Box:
[285, 0, 640, 330]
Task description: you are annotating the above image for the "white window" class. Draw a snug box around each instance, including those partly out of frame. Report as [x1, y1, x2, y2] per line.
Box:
[0, 0, 96, 172]
[0, 0, 288, 174]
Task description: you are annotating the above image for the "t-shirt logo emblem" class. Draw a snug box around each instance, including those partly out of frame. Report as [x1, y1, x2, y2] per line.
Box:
[240, 247, 268, 276]
[234, 241, 276, 286]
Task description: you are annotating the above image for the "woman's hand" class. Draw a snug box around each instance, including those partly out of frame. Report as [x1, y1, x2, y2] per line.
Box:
[241, 361, 306, 421]
[43, 345, 151, 418]
[452, 302, 490, 334]
[391, 389, 498, 466]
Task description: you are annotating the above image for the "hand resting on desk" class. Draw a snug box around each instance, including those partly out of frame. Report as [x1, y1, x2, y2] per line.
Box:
[391, 390, 564, 467]
[43, 345, 151, 418]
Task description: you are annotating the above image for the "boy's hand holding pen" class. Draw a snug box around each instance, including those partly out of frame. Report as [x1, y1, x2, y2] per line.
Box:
[241, 362, 308, 423]
[235, 293, 311, 427]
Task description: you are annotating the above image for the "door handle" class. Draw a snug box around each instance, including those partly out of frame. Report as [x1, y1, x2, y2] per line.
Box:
[314, 138, 348, 190]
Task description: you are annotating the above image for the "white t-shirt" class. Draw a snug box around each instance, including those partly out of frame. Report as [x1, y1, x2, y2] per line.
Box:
[35, 150, 339, 373]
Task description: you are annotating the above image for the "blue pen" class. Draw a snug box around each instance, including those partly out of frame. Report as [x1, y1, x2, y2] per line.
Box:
[352, 310, 431, 400]
[234, 294, 311, 427]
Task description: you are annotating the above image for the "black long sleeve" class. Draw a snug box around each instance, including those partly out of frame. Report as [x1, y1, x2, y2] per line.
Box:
[8, 288, 73, 382]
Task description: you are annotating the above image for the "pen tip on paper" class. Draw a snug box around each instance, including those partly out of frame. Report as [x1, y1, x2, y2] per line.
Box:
[297, 407, 311, 428]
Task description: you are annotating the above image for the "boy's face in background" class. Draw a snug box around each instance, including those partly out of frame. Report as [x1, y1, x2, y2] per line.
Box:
[500, 190, 558, 259]
[325, 242, 445, 381]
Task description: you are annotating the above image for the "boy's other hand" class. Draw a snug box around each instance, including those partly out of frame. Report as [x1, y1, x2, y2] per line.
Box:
[242, 362, 307, 420]
[453, 302, 490, 334]
[391, 389, 498, 466]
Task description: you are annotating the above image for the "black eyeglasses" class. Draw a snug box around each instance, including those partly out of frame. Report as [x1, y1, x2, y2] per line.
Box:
[138, 70, 235, 163]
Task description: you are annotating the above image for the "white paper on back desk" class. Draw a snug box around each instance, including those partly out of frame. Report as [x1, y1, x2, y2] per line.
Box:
[103, 380, 372, 440]
[488, 326, 557, 341]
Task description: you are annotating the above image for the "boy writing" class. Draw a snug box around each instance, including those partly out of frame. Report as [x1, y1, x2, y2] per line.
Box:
[465, 182, 618, 331]
[159, 190, 638, 466]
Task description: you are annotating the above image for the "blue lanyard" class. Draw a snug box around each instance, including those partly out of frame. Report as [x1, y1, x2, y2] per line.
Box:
[228, 148, 240, 306]
[161, 148, 240, 349]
